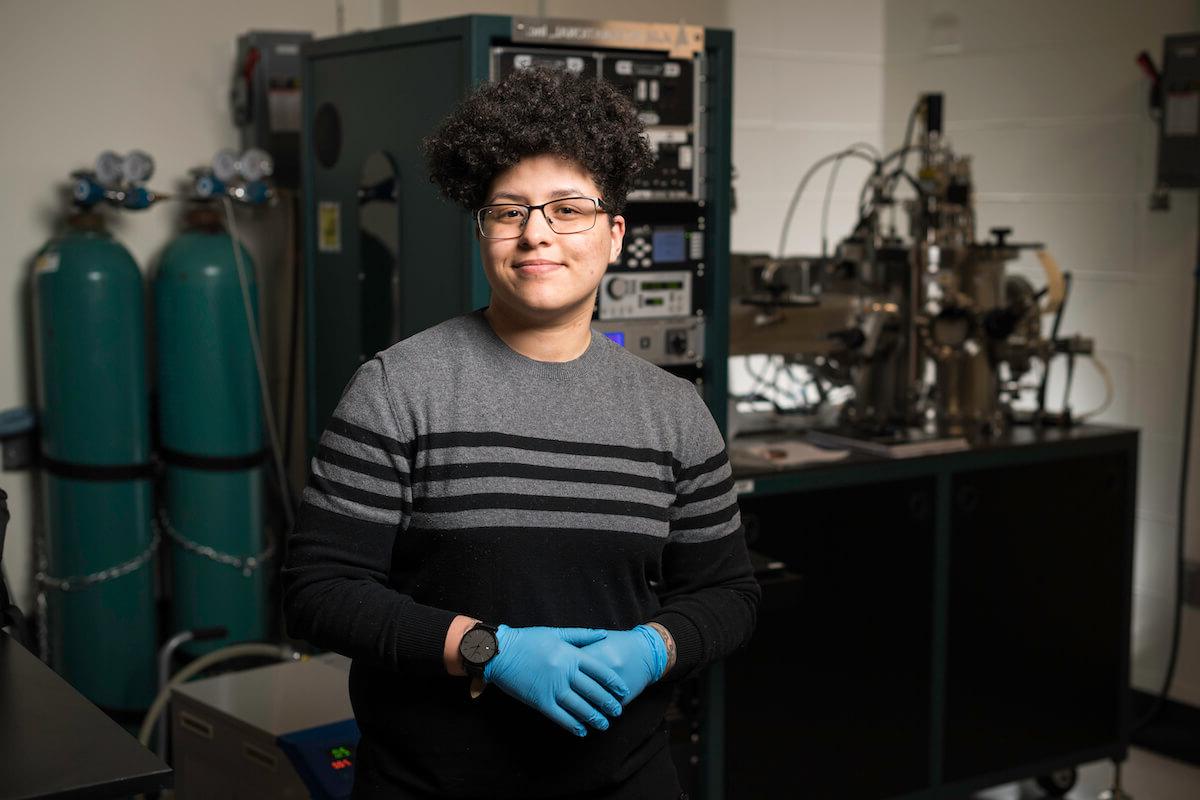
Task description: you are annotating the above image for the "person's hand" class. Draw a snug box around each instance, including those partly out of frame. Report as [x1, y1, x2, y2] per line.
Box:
[483, 626, 630, 737]
[579, 625, 668, 706]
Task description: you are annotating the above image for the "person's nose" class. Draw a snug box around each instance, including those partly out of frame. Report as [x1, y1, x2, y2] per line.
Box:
[518, 206, 555, 247]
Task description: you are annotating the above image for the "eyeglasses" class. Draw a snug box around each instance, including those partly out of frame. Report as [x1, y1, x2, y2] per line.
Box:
[475, 196, 607, 240]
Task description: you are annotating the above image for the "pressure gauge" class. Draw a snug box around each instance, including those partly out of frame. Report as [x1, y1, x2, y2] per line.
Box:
[212, 149, 240, 183]
[239, 148, 274, 182]
[122, 150, 155, 184]
[94, 151, 125, 187]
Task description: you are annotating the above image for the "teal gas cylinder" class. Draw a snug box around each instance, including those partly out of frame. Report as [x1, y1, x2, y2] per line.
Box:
[155, 206, 267, 655]
[32, 211, 157, 711]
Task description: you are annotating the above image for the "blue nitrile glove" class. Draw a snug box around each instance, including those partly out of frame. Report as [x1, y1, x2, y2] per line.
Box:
[579, 625, 669, 706]
[482, 625, 630, 737]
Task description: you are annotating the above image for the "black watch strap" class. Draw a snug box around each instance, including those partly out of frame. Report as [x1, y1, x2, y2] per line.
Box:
[459, 622, 500, 679]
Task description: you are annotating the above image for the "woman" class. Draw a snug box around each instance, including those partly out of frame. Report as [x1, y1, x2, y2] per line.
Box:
[284, 66, 760, 800]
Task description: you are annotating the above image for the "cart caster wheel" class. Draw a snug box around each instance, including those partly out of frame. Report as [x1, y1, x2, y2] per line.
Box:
[1036, 768, 1078, 797]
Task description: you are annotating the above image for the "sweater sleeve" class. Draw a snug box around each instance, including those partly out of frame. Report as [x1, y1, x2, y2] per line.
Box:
[282, 358, 457, 675]
[650, 387, 761, 680]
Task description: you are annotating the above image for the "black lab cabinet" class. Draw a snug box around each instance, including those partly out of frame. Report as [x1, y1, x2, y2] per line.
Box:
[724, 426, 1136, 800]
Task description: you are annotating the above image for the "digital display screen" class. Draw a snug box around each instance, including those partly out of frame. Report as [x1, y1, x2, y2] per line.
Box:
[603, 331, 626, 347]
[642, 297, 665, 306]
[641, 281, 684, 291]
[652, 229, 686, 263]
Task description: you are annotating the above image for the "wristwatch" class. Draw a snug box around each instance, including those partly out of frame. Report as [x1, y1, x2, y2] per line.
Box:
[458, 622, 500, 679]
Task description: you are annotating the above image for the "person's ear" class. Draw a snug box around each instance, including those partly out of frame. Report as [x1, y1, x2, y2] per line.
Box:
[608, 214, 626, 263]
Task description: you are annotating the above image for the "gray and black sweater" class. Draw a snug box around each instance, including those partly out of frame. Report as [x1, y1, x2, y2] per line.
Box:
[283, 309, 760, 799]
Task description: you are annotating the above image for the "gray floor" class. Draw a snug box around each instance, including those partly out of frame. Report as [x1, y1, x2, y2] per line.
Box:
[972, 747, 1200, 800]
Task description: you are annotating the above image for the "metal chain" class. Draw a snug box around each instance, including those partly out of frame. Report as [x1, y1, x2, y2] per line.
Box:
[35, 528, 160, 593]
[156, 507, 275, 577]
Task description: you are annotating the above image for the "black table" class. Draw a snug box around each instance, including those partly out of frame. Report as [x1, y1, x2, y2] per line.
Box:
[0, 631, 172, 800]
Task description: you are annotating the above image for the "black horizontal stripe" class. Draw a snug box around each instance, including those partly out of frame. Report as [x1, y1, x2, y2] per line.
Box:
[327, 416, 413, 459]
[415, 461, 673, 494]
[674, 474, 735, 506]
[160, 447, 267, 472]
[676, 450, 729, 483]
[312, 472, 409, 513]
[418, 431, 677, 469]
[670, 501, 740, 532]
[317, 443, 409, 486]
[41, 456, 155, 482]
[416, 492, 671, 522]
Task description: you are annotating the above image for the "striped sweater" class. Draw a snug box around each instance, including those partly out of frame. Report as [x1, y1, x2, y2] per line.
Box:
[283, 309, 760, 799]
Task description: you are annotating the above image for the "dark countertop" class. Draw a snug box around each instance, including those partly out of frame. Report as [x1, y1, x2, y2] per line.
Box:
[730, 424, 1139, 487]
[0, 631, 171, 800]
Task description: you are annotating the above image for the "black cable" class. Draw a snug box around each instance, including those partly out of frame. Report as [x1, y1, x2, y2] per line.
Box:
[761, 356, 784, 404]
[1037, 272, 1072, 415]
[1061, 353, 1076, 420]
[739, 356, 777, 403]
[854, 98, 924, 220]
[780, 364, 808, 411]
[894, 97, 923, 183]
[853, 153, 927, 239]
[1133, 237, 1200, 732]
[282, 190, 302, 499]
[853, 97, 926, 236]
[784, 364, 823, 415]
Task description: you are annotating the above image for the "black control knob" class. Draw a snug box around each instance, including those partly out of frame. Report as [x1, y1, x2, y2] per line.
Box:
[666, 330, 689, 355]
[607, 278, 632, 300]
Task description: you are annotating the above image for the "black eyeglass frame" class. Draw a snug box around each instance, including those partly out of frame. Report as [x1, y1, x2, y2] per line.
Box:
[474, 196, 609, 240]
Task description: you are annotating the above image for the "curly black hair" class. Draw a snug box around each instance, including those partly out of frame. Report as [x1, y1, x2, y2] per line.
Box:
[422, 67, 655, 216]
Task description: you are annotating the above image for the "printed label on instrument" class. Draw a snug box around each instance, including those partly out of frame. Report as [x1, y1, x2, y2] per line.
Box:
[318, 201, 341, 253]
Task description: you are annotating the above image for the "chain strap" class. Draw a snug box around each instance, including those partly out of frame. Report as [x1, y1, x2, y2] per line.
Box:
[35, 529, 160, 592]
[157, 508, 275, 577]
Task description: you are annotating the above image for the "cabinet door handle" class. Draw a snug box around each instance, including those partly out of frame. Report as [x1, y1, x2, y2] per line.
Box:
[178, 711, 213, 740]
[243, 742, 278, 772]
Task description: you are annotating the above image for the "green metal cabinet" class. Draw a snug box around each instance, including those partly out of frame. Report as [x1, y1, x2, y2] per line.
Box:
[300, 15, 734, 448]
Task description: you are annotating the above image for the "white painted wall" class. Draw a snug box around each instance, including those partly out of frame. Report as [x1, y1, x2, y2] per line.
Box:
[723, 0, 886, 409]
[728, 0, 885, 257]
[883, 0, 1200, 706]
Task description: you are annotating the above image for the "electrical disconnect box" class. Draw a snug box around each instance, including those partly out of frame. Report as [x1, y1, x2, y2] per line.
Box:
[1157, 33, 1200, 188]
[233, 31, 312, 188]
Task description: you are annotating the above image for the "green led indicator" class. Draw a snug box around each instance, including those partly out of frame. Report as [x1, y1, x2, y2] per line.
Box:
[330, 746, 352, 759]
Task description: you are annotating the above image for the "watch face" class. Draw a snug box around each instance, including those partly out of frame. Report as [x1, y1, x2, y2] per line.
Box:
[460, 627, 497, 666]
